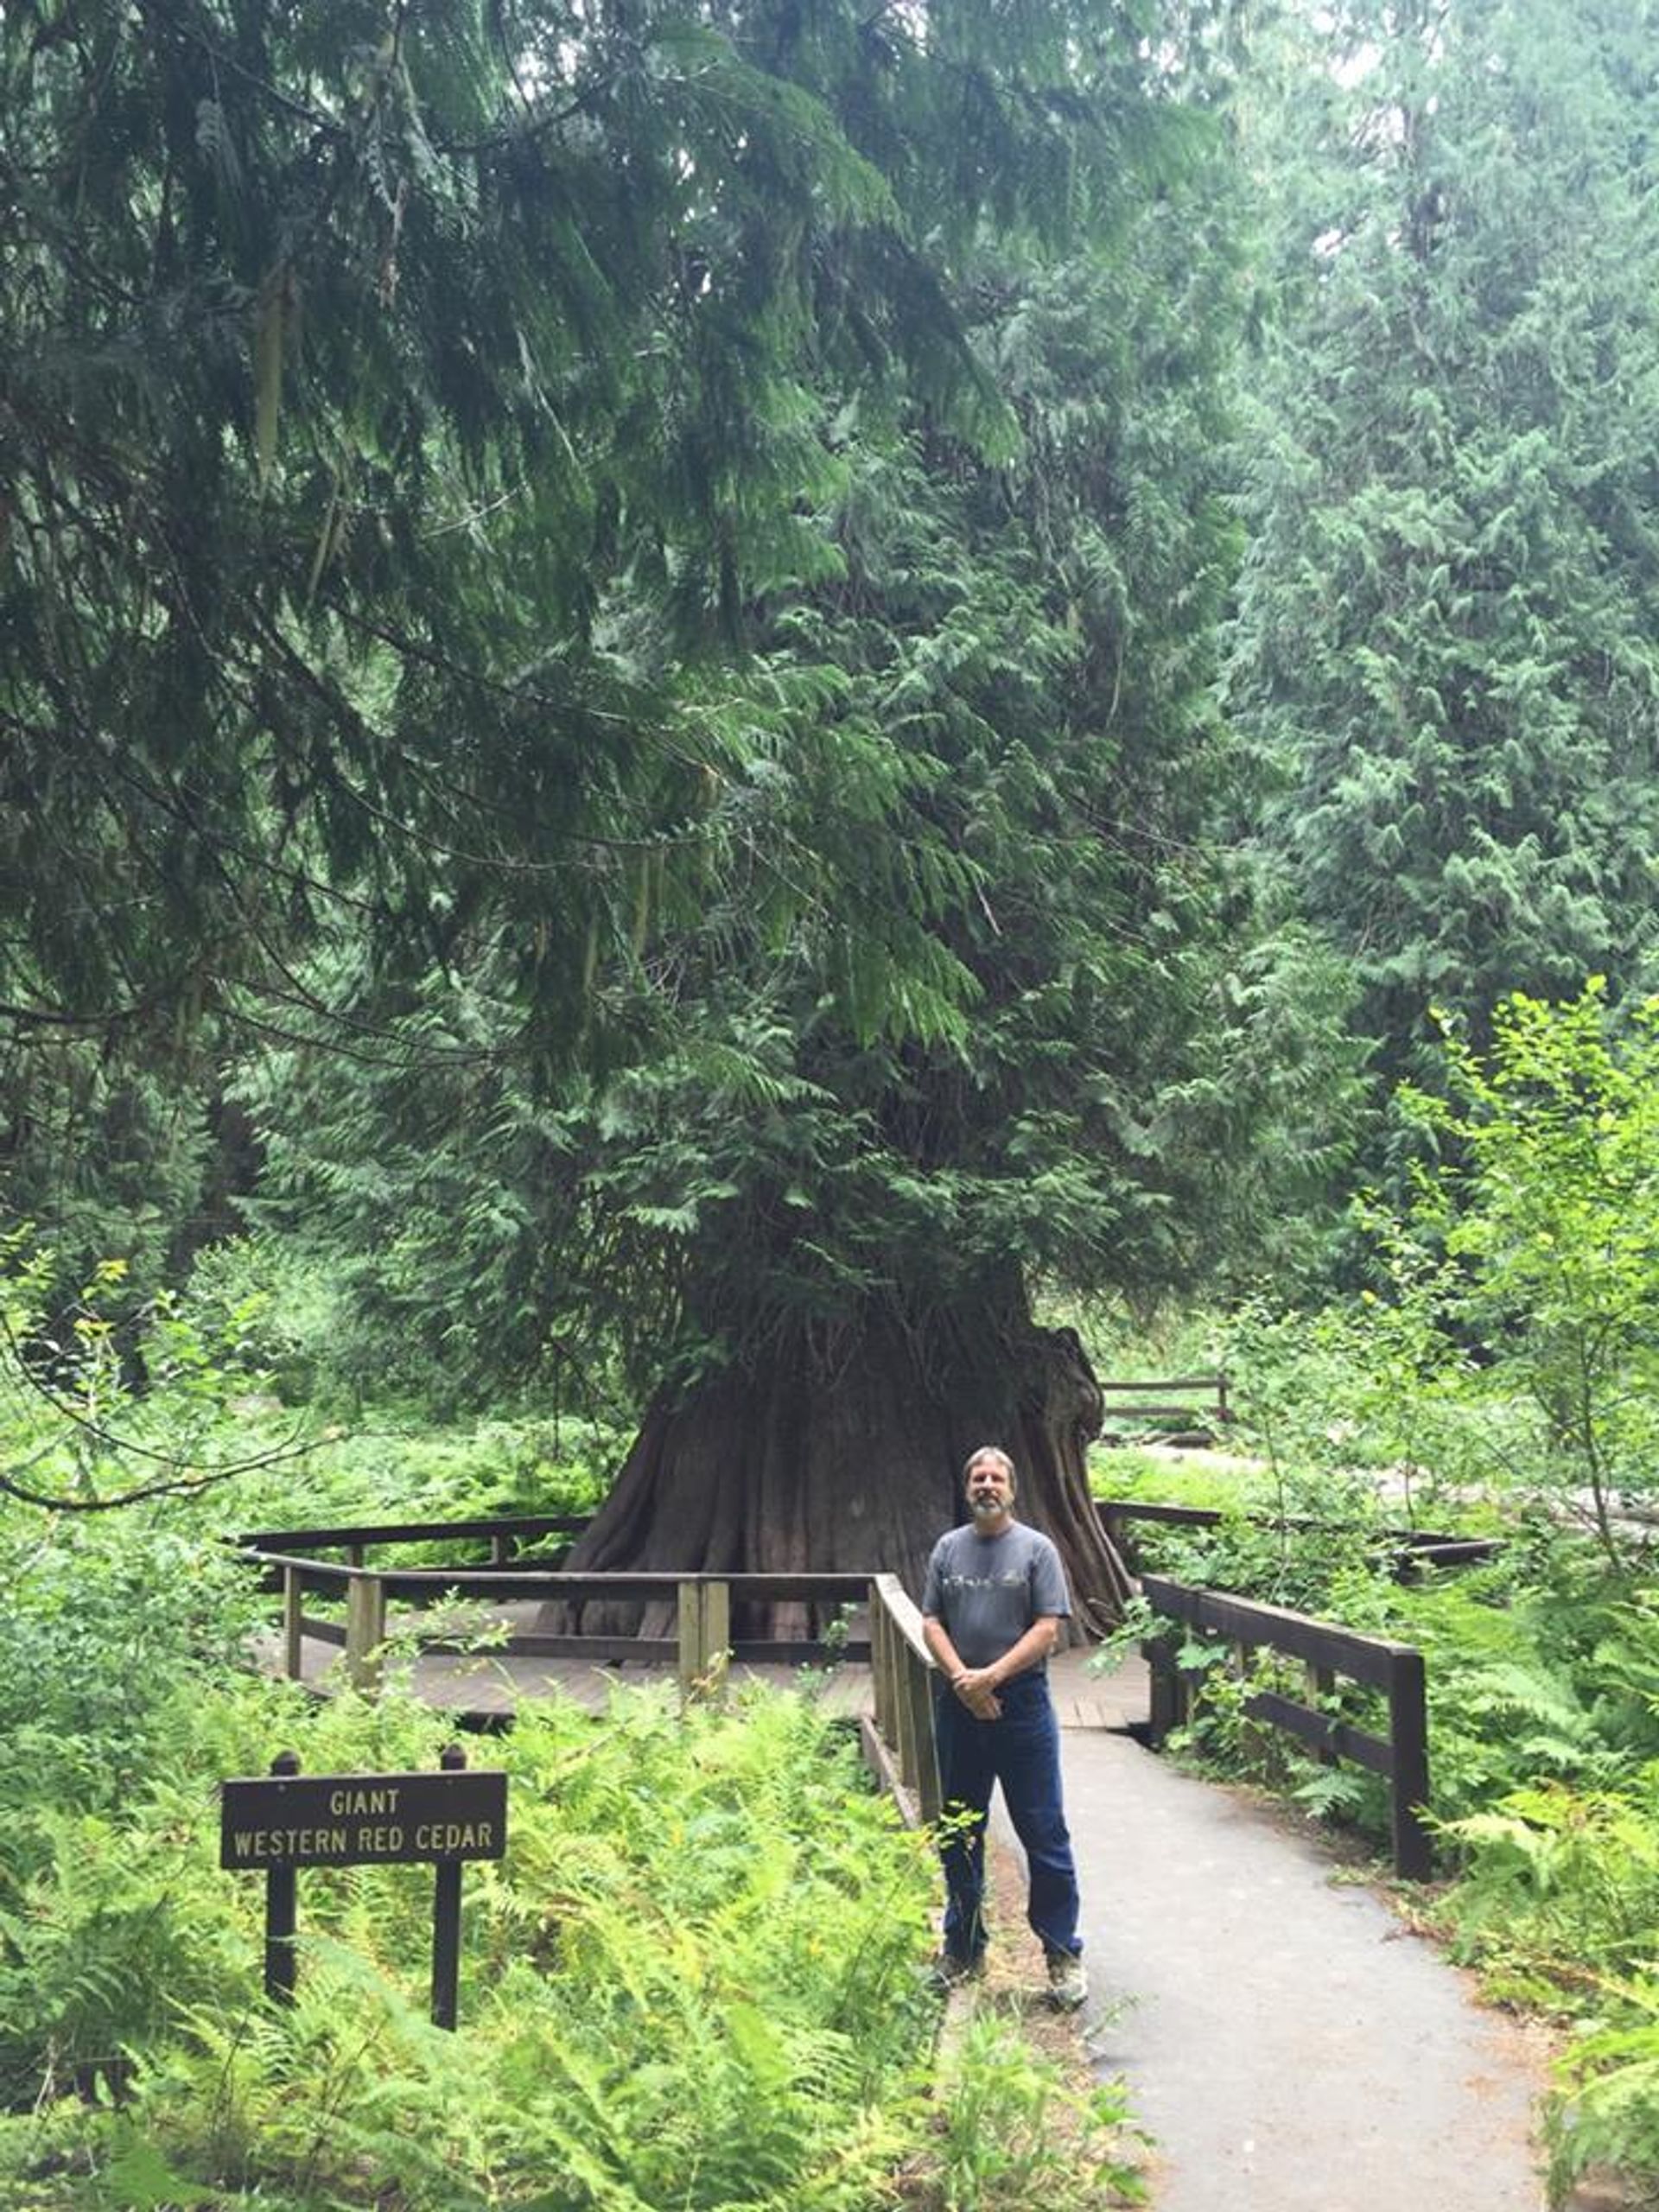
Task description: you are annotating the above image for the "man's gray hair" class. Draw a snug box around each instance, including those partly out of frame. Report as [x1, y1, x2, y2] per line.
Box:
[962, 1445, 1017, 1490]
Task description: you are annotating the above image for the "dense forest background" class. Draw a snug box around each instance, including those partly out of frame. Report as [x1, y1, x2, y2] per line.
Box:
[7, 0, 1659, 1595]
[17, 7, 1659, 2204]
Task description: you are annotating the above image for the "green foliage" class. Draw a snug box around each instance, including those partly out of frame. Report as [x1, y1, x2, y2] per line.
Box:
[930, 2012, 1147, 2209]
[1090, 1449, 1264, 1516]
[0, 1224, 620, 1544]
[1443, 1776, 1659, 1992]
[0, 1270, 1131, 2208]
[1229, 0, 1659, 1079]
[1547, 1982, 1659, 2209]
[240, 120, 1360, 1407]
[1, 0, 1237, 1133]
[1217, 1288, 1501, 1525]
[3, 0, 1290, 1453]
[1395, 983, 1659, 1557]
[4, 0, 1087, 1027]
[0, 1659, 944, 2209]
[3, 0, 1368, 1460]
[0, 1510, 264, 1808]
[0, 1051, 226, 1336]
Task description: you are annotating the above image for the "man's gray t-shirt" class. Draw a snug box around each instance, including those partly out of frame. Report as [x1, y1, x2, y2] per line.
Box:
[921, 1522, 1071, 1670]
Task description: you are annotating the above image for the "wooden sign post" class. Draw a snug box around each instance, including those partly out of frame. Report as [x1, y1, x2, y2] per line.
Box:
[220, 1745, 507, 2029]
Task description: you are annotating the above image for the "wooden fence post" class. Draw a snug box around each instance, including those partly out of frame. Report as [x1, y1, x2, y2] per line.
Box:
[893, 1635, 918, 1796]
[430, 1744, 467, 2031]
[1147, 1631, 1186, 1746]
[869, 1592, 893, 1745]
[1388, 1647, 1433, 1879]
[904, 1649, 941, 1826]
[283, 1565, 304, 1681]
[678, 1580, 730, 1702]
[265, 1750, 301, 2003]
[345, 1573, 386, 1694]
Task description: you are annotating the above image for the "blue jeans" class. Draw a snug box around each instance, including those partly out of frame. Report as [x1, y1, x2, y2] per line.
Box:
[934, 1671, 1082, 1961]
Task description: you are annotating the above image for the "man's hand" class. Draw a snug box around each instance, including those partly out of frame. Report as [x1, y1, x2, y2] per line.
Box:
[952, 1667, 1002, 1720]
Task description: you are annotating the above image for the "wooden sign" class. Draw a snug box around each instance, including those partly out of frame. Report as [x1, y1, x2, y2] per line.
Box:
[221, 1747, 505, 2028]
[221, 1768, 506, 1868]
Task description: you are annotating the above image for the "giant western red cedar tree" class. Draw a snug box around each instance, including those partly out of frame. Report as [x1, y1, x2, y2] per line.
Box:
[8, 0, 1349, 1588]
[553, 213, 1344, 1622]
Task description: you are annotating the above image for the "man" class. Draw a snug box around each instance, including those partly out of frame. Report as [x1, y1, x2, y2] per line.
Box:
[920, 1445, 1088, 2009]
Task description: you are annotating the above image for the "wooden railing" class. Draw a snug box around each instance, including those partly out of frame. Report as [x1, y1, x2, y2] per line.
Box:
[1098, 1373, 1232, 1432]
[1140, 1573, 1433, 1879]
[866, 1573, 941, 1827]
[237, 1515, 1440, 1871]
[239, 1512, 594, 1567]
[234, 1520, 935, 1814]
[1097, 1499, 1503, 1581]
[240, 1551, 876, 1688]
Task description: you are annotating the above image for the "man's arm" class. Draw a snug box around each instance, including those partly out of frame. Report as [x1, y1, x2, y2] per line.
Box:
[993, 1614, 1062, 1686]
[922, 1613, 963, 1678]
[950, 1615, 1060, 1704]
[923, 1614, 1002, 1719]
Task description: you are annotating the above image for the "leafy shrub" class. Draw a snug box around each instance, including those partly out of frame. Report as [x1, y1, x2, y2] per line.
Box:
[1547, 1984, 1659, 2208]
[1441, 1776, 1659, 1999]
[1388, 984, 1659, 1560]
[0, 1510, 265, 1810]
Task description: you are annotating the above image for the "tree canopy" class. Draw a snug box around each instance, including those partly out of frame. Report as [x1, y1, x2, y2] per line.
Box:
[1227, 0, 1659, 1076]
[7, 0, 1315, 1607]
[5, 0, 1145, 1063]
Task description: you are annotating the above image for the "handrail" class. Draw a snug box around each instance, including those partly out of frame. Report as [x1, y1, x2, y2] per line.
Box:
[235, 1519, 880, 1693]
[1140, 1573, 1432, 1879]
[242, 1553, 874, 1602]
[236, 1522, 935, 1834]
[239, 1513, 592, 1556]
[867, 1574, 939, 1827]
[1098, 1372, 1231, 1425]
[1099, 1374, 1230, 1392]
[1097, 1500, 1503, 1581]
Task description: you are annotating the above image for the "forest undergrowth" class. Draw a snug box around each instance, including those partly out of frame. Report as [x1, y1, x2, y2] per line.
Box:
[13, 988, 1659, 2204]
[0, 1255, 1139, 2212]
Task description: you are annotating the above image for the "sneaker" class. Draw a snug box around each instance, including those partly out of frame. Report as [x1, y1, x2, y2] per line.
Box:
[1046, 1949, 1088, 2011]
[926, 1949, 987, 1994]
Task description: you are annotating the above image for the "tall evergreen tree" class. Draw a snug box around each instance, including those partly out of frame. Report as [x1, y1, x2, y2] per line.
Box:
[3, 0, 1103, 1069]
[250, 127, 1353, 1618]
[9, 0, 1344, 1594]
[559, 219, 1340, 1623]
[2, 0, 1167, 1306]
[1228, 0, 1659, 1075]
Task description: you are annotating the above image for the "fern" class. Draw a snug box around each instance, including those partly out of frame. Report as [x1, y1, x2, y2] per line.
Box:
[1547, 1980, 1659, 2209]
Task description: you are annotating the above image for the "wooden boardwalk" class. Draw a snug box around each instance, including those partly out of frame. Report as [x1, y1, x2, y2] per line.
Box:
[245, 1513, 1601, 2208]
[260, 1599, 1597, 2205]
[266, 1616, 1147, 1730]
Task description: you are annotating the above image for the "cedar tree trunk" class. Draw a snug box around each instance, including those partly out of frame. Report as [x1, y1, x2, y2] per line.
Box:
[554, 1305, 1134, 1641]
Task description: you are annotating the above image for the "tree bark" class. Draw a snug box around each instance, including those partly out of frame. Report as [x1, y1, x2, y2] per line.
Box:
[553, 1305, 1134, 1640]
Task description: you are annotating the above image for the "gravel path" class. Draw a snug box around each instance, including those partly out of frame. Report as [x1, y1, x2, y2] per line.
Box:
[983, 1656, 1620, 2212]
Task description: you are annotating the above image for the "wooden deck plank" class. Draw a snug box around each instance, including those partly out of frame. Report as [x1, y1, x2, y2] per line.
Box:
[255, 1615, 1147, 1732]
